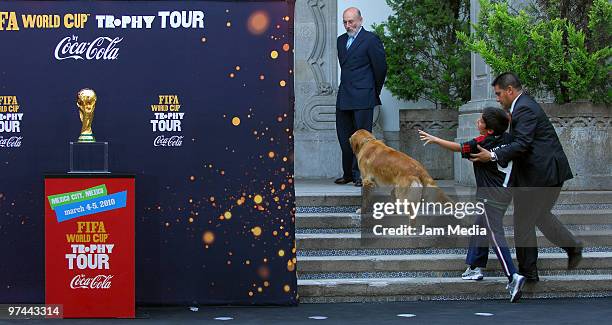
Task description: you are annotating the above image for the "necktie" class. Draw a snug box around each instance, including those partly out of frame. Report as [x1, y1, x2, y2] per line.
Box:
[346, 36, 354, 50]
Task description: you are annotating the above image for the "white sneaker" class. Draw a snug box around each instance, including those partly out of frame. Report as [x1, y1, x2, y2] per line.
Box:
[461, 266, 484, 280]
[507, 273, 526, 303]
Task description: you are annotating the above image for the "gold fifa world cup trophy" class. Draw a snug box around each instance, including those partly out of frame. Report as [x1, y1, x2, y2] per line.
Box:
[77, 88, 97, 142]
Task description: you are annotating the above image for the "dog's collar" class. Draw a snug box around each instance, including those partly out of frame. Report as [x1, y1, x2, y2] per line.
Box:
[360, 137, 376, 147]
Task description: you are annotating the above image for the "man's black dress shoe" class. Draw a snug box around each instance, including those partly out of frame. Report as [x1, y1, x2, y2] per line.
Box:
[567, 244, 583, 270]
[354, 179, 363, 187]
[334, 177, 353, 184]
[520, 270, 539, 282]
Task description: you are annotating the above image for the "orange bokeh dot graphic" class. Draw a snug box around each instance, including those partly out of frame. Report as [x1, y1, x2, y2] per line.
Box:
[247, 11, 270, 35]
[202, 231, 215, 244]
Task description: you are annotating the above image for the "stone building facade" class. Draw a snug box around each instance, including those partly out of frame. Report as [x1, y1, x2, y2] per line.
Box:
[293, 0, 610, 190]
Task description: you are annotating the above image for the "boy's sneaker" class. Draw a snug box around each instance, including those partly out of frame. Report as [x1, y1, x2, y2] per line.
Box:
[507, 273, 526, 303]
[461, 266, 484, 280]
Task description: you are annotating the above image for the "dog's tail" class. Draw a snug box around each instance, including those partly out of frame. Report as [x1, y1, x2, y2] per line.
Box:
[419, 176, 463, 230]
[421, 177, 454, 204]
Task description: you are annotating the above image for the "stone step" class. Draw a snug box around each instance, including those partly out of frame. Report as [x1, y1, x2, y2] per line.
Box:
[298, 269, 612, 281]
[296, 230, 612, 250]
[297, 213, 361, 229]
[297, 252, 612, 273]
[296, 210, 612, 229]
[295, 186, 612, 207]
[297, 246, 612, 256]
[297, 274, 612, 303]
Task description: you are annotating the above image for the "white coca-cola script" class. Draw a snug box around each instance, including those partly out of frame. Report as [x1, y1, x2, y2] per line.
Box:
[55, 36, 123, 61]
[0, 136, 22, 147]
[154, 135, 183, 147]
[70, 274, 113, 289]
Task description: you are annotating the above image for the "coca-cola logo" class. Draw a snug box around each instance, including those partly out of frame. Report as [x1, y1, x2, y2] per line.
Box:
[0, 136, 22, 148]
[54, 36, 123, 61]
[154, 135, 183, 147]
[70, 274, 113, 289]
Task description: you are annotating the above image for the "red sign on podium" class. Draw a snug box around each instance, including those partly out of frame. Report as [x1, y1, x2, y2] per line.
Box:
[44, 175, 135, 318]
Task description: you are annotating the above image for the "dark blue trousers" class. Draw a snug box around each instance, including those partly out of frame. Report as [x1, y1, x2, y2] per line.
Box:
[335, 108, 373, 180]
[466, 202, 517, 281]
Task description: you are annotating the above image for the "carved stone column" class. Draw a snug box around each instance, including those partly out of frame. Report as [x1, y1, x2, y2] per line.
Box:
[294, 0, 341, 178]
[454, 0, 499, 186]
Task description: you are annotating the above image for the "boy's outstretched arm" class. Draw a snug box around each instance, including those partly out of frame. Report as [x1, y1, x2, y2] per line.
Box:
[418, 130, 461, 152]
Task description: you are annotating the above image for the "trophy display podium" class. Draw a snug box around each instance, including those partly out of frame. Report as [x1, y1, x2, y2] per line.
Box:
[44, 173, 135, 318]
[44, 88, 135, 318]
[69, 142, 109, 173]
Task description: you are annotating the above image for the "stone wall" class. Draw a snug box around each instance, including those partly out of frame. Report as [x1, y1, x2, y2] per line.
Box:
[544, 102, 612, 190]
[400, 109, 458, 180]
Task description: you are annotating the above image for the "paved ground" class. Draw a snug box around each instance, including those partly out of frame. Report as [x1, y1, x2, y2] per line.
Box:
[5, 298, 611, 324]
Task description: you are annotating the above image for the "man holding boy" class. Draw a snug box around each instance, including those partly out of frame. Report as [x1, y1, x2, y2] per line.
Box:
[419, 107, 526, 302]
[470, 72, 583, 282]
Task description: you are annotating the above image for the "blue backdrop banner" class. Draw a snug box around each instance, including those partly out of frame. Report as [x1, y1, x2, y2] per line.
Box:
[0, 0, 297, 305]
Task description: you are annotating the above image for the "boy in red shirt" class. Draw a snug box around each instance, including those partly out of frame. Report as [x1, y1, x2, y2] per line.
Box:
[419, 107, 525, 302]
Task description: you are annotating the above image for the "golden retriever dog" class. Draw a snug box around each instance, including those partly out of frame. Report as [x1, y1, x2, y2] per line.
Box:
[349, 129, 452, 219]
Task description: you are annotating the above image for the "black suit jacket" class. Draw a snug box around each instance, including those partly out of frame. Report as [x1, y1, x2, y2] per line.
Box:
[336, 28, 387, 110]
[494, 94, 573, 187]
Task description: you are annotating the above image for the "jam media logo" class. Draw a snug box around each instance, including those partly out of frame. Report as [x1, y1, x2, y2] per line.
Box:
[0, 136, 22, 148]
[54, 35, 123, 61]
[154, 135, 183, 147]
[70, 274, 113, 289]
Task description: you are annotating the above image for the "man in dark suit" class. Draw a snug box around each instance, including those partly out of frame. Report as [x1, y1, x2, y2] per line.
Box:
[471, 72, 583, 281]
[334, 7, 387, 187]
